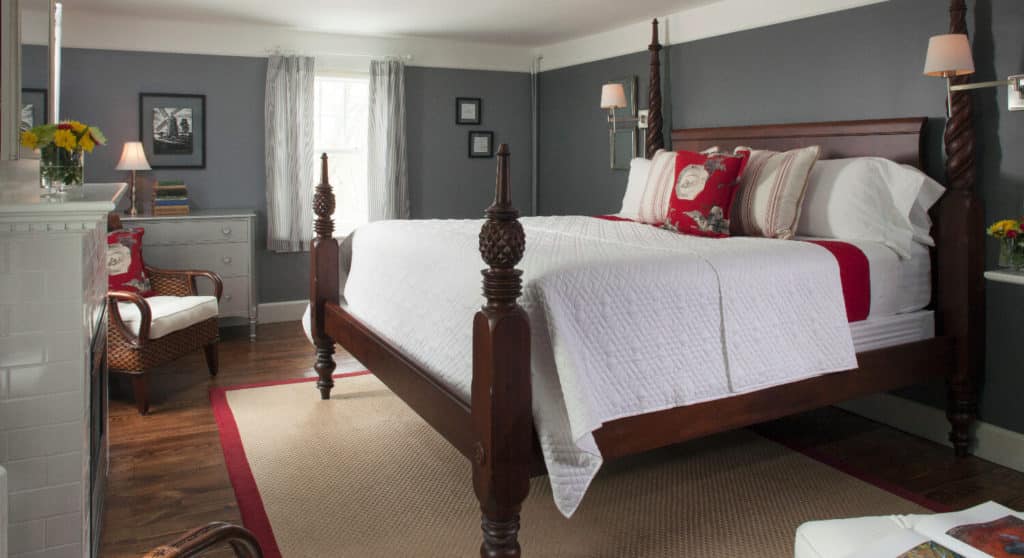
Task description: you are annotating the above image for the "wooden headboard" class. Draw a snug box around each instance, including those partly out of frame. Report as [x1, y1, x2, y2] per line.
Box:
[671, 118, 927, 169]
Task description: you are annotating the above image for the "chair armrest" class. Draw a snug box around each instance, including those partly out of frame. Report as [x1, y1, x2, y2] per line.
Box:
[108, 291, 151, 347]
[141, 522, 263, 558]
[146, 266, 224, 301]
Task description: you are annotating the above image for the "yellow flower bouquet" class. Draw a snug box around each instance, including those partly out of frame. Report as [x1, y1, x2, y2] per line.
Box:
[988, 218, 1023, 269]
[20, 120, 106, 192]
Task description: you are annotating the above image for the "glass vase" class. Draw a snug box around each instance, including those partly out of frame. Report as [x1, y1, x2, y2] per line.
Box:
[999, 237, 1016, 269]
[39, 145, 84, 196]
[1013, 239, 1024, 271]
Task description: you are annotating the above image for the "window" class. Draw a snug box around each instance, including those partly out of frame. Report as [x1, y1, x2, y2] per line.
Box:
[314, 74, 370, 235]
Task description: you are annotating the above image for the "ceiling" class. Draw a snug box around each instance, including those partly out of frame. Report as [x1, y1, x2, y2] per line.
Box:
[58, 0, 722, 46]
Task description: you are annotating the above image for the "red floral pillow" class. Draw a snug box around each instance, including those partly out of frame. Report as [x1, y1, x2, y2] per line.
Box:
[663, 150, 750, 237]
[107, 228, 155, 296]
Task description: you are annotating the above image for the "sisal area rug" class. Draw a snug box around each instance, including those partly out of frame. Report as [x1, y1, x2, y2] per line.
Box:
[211, 372, 943, 558]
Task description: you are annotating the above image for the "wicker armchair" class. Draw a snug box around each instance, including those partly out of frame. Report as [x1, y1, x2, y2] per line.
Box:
[108, 215, 223, 415]
[142, 522, 263, 557]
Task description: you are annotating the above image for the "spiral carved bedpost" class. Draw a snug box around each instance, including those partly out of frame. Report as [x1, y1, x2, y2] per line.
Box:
[645, 19, 665, 158]
[938, 0, 984, 457]
[311, 154, 339, 400]
[472, 144, 532, 558]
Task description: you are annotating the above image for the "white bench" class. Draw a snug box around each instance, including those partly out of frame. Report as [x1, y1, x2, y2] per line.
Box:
[795, 514, 929, 558]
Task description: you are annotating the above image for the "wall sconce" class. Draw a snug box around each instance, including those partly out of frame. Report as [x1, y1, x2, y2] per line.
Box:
[600, 83, 628, 132]
[924, 33, 1024, 114]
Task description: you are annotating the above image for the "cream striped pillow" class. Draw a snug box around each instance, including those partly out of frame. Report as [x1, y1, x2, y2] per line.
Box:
[731, 146, 821, 239]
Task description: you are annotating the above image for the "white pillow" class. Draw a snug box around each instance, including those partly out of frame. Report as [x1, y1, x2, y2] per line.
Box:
[618, 157, 651, 220]
[909, 172, 946, 246]
[798, 158, 945, 258]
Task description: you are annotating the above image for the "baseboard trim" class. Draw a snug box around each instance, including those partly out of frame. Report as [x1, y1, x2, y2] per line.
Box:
[257, 300, 306, 324]
[839, 394, 1024, 474]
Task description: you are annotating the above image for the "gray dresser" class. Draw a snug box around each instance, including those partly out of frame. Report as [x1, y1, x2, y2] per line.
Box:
[123, 209, 259, 340]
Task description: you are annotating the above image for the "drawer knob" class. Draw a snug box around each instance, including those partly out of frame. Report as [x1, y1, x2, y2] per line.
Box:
[222, 227, 232, 235]
[224, 294, 233, 301]
[222, 256, 233, 264]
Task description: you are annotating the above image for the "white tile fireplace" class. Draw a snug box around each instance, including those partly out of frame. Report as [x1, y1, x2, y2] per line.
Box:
[0, 176, 126, 558]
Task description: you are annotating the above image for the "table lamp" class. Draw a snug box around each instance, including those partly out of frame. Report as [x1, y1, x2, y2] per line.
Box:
[115, 141, 151, 216]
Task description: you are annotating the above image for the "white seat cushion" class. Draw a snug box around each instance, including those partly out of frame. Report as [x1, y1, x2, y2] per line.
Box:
[795, 514, 927, 558]
[117, 295, 219, 340]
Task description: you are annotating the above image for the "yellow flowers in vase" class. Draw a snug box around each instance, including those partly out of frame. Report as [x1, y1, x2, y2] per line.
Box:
[20, 120, 106, 195]
[987, 218, 1023, 269]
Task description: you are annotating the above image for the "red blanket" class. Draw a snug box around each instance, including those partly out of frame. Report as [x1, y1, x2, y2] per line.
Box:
[593, 216, 870, 322]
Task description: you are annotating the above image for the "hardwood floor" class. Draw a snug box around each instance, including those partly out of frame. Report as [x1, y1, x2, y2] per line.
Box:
[99, 322, 1024, 556]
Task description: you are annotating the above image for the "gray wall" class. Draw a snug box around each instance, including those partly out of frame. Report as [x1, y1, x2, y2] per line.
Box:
[49, 48, 530, 302]
[407, 67, 533, 218]
[537, 0, 1024, 433]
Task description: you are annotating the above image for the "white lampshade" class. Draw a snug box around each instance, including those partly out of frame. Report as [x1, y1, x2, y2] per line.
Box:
[115, 141, 151, 171]
[600, 83, 627, 109]
[923, 34, 975, 77]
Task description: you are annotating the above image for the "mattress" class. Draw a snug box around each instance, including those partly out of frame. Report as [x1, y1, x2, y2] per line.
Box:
[831, 238, 932, 319]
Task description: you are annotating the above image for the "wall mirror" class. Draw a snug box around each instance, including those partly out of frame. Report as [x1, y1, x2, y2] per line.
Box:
[606, 75, 638, 170]
[1, 0, 60, 161]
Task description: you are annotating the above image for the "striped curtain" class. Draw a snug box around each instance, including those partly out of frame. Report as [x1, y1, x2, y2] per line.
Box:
[265, 55, 316, 252]
[367, 59, 409, 221]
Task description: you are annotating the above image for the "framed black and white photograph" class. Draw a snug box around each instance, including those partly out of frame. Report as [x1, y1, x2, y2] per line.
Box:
[456, 97, 481, 125]
[468, 131, 494, 158]
[21, 88, 47, 131]
[139, 93, 206, 168]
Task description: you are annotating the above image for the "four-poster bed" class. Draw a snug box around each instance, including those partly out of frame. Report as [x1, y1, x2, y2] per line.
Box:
[308, 5, 982, 557]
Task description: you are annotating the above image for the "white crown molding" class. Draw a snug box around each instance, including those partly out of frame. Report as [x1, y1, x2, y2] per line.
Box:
[19, 1, 888, 73]
[535, 0, 889, 72]
[36, 7, 536, 73]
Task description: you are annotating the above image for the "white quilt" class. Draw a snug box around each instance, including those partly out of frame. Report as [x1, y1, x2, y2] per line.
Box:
[304, 216, 856, 517]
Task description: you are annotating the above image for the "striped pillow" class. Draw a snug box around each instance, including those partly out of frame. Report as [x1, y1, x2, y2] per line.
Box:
[731, 146, 821, 239]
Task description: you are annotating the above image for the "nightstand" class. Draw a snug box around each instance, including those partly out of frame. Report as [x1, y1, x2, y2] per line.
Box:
[984, 269, 1024, 286]
[123, 209, 258, 340]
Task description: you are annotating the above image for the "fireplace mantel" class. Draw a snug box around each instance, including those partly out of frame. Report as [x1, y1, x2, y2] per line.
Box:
[0, 173, 125, 558]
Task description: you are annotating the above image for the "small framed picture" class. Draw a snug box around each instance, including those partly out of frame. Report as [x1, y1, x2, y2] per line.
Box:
[468, 131, 494, 158]
[21, 88, 47, 131]
[456, 97, 481, 125]
[139, 93, 206, 168]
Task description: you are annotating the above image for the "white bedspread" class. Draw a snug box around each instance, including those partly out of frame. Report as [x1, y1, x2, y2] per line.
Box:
[305, 216, 856, 517]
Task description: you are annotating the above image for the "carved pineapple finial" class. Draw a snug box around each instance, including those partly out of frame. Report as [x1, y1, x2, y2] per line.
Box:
[479, 144, 525, 307]
[313, 153, 335, 239]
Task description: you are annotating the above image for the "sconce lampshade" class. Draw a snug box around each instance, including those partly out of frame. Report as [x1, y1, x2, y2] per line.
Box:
[115, 141, 151, 171]
[600, 83, 627, 109]
[923, 34, 975, 77]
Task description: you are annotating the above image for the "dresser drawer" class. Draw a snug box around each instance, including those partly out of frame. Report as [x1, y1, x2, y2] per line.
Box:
[144, 243, 251, 278]
[133, 218, 249, 245]
[195, 276, 249, 318]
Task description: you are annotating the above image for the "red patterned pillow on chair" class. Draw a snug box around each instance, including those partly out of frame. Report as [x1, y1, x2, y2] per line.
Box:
[663, 149, 749, 237]
[107, 228, 155, 296]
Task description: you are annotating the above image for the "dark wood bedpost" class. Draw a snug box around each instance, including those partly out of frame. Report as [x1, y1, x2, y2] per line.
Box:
[645, 18, 665, 158]
[311, 154, 339, 400]
[938, 0, 984, 457]
[472, 144, 532, 558]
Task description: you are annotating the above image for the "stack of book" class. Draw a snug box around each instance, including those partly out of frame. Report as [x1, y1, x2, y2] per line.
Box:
[152, 180, 190, 216]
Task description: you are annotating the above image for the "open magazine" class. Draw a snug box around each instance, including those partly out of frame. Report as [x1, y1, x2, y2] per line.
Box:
[847, 502, 1024, 558]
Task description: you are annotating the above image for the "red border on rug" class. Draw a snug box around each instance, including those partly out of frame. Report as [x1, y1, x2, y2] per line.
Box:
[211, 372, 952, 557]
[209, 371, 371, 558]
